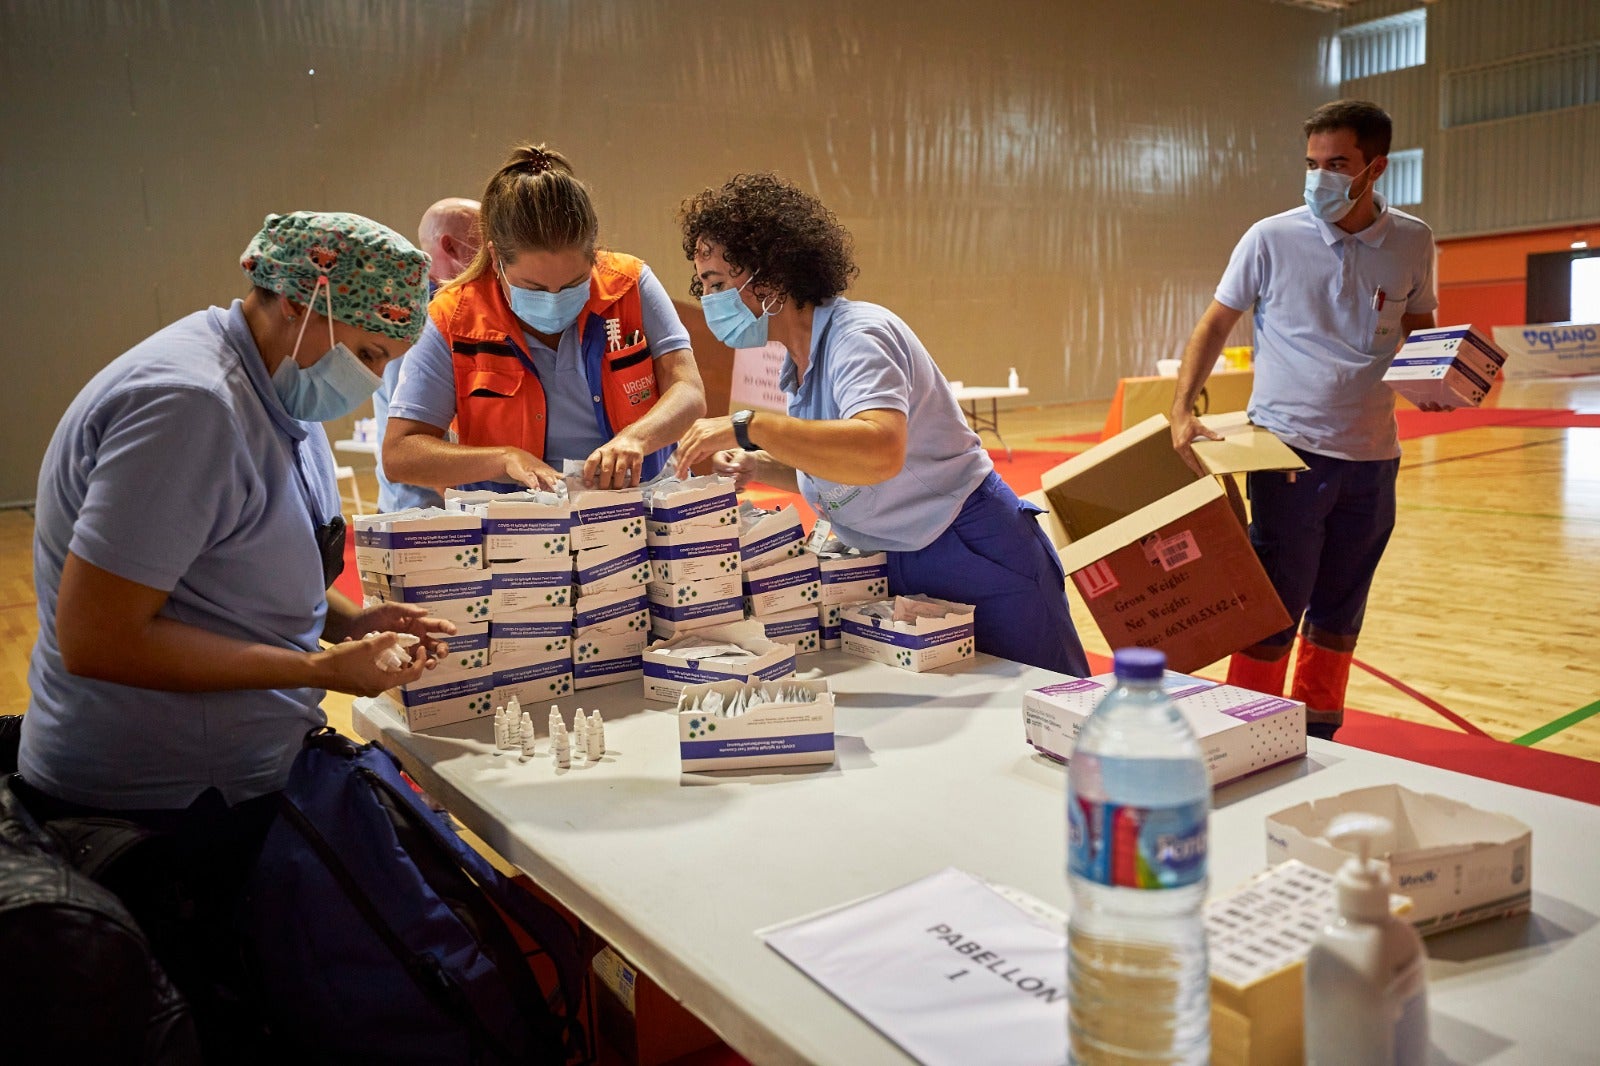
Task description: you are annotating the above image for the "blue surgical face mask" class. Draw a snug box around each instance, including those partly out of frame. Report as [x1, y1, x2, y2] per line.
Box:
[500, 261, 590, 335]
[701, 271, 776, 349]
[273, 276, 383, 422]
[1304, 159, 1376, 224]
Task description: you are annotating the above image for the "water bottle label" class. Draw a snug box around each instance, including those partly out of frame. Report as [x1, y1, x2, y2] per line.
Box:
[1068, 797, 1207, 889]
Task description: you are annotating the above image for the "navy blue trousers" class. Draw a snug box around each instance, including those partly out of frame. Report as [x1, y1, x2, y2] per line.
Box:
[885, 472, 1091, 676]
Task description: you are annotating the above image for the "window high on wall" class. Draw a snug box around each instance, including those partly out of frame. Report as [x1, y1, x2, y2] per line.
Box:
[1336, 8, 1426, 81]
[1376, 148, 1423, 208]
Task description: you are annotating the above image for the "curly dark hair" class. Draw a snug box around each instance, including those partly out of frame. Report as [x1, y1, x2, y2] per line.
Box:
[678, 173, 858, 308]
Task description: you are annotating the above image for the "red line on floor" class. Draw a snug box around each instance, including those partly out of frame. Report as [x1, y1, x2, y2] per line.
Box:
[1351, 657, 1491, 737]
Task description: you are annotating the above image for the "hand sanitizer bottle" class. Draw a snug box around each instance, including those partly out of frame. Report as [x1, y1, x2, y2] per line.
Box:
[1007, 367, 1019, 389]
[1304, 813, 1429, 1066]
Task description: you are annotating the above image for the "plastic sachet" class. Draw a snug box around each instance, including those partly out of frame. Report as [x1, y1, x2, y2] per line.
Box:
[891, 595, 956, 624]
[368, 631, 422, 671]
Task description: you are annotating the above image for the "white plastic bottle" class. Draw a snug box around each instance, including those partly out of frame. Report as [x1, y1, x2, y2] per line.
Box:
[1304, 813, 1429, 1066]
[1007, 366, 1020, 389]
[1067, 647, 1210, 1065]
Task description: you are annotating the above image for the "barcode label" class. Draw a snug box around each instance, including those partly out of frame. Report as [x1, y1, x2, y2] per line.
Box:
[1142, 530, 1201, 572]
[1073, 559, 1119, 600]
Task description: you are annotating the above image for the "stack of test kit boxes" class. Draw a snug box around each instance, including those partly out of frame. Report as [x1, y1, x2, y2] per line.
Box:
[644, 477, 744, 639]
[354, 508, 498, 730]
[447, 489, 577, 712]
[812, 543, 891, 653]
[568, 481, 652, 690]
[740, 508, 821, 645]
[839, 594, 977, 672]
[1384, 324, 1510, 409]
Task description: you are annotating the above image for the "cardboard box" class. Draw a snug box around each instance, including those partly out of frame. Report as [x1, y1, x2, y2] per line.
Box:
[813, 548, 891, 605]
[840, 596, 976, 672]
[759, 606, 822, 654]
[1265, 784, 1532, 935]
[566, 483, 647, 552]
[743, 553, 822, 617]
[644, 475, 738, 536]
[492, 657, 575, 706]
[590, 946, 721, 1066]
[819, 603, 843, 649]
[676, 678, 835, 772]
[1023, 673, 1306, 787]
[353, 509, 483, 575]
[573, 589, 650, 690]
[361, 568, 493, 628]
[424, 621, 492, 676]
[1041, 412, 1305, 673]
[445, 488, 572, 562]
[642, 621, 797, 704]
[739, 504, 806, 571]
[647, 575, 745, 637]
[1385, 324, 1508, 408]
[489, 561, 573, 616]
[488, 611, 573, 667]
[648, 535, 742, 585]
[394, 668, 496, 731]
[573, 539, 652, 598]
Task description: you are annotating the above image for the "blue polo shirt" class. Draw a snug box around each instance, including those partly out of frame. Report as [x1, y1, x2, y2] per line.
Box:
[389, 263, 691, 483]
[21, 300, 339, 809]
[1216, 194, 1437, 461]
[373, 358, 443, 512]
[782, 298, 991, 552]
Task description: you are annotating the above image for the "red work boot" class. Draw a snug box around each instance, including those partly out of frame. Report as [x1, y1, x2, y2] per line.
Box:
[1290, 637, 1354, 741]
[1225, 648, 1291, 698]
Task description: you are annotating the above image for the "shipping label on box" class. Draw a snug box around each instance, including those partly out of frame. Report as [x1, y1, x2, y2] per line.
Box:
[642, 622, 797, 703]
[489, 611, 573, 667]
[446, 489, 572, 562]
[759, 606, 821, 654]
[739, 504, 806, 571]
[645, 476, 738, 536]
[840, 596, 976, 672]
[676, 678, 835, 772]
[354, 510, 484, 575]
[1023, 674, 1305, 787]
[567, 484, 647, 552]
[647, 575, 745, 636]
[493, 657, 574, 706]
[744, 553, 822, 616]
[1044, 413, 1302, 674]
[814, 549, 891, 605]
[396, 668, 496, 731]
[649, 536, 742, 584]
[1265, 785, 1532, 936]
[574, 540, 652, 598]
[363, 568, 492, 627]
[490, 561, 573, 615]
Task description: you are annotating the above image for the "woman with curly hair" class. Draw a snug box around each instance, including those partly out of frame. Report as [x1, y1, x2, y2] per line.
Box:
[674, 174, 1089, 676]
[385, 143, 706, 491]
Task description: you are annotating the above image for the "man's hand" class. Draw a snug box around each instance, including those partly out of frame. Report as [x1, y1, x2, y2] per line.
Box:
[1170, 411, 1225, 475]
[710, 449, 759, 490]
[583, 430, 649, 488]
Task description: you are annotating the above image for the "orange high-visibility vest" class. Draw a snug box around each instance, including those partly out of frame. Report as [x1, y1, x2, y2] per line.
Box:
[429, 251, 662, 459]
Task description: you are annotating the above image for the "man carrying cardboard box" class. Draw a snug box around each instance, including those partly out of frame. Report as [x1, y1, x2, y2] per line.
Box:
[1170, 100, 1440, 740]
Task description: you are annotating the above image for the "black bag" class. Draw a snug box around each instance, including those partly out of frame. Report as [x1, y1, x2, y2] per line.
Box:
[0, 776, 202, 1064]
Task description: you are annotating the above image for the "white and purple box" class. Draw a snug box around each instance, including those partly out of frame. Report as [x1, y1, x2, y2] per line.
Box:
[573, 589, 651, 689]
[819, 603, 844, 649]
[758, 606, 821, 654]
[354, 509, 483, 575]
[1023, 672, 1306, 788]
[839, 596, 976, 672]
[573, 538, 653, 598]
[566, 483, 647, 552]
[647, 574, 745, 637]
[426, 622, 492, 675]
[649, 535, 742, 585]
[445, 489, 572, 563]
[676, 678, 835, 773]
[743, 553, 822, 617]
[394, 667, 496, 732]
[492, 657, 575, 707]
[488, 610, 573, 668]
[1384, 324, 1509, 409]
[642, 621, 797, 704]
[814, 548, 890, 606]
[738, 504, 806, 571]
[489, 561, 573, 616]
[645, 476, 739, 538]
[361, 567, 492, 628]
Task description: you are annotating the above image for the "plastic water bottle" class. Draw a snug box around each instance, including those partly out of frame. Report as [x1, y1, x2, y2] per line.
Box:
[1067, 647, 1210, 1064]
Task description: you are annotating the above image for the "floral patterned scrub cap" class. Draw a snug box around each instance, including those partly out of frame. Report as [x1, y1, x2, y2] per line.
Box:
[240, 211, 431, 344]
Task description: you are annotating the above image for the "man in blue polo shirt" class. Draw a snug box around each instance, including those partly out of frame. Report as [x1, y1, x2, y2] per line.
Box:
[1170, 99, 1439, 739]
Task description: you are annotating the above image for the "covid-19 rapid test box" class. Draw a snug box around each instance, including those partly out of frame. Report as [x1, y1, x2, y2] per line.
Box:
[566, 482, 647, 553]
[1384, 324, 1509, 408]
[644, 476, 739, 539]
[647, 574, 745, 637]
[641, 621, 797, 704]
[572, 589, 650, 689]
[355, 509, 483, 575]
[675, 678, 835, 773]
[839, 596, 976, 672]
[445, 489, 572, 563]
[739, 504, 806, 571]
[743, 553, 822, 617]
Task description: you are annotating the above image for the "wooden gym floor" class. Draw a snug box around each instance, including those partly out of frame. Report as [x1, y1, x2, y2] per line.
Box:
[2, 377, 1597, 765]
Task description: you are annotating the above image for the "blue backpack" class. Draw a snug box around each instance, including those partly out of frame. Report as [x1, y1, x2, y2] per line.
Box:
[244, 728, 584, 1063]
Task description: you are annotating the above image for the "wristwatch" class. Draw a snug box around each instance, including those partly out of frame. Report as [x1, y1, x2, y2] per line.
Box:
[731, 409, 759, 452]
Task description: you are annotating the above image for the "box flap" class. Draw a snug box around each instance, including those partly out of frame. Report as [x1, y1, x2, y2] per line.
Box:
[1191, 413, 1309, 477]
[1057, 476, 1225, 573]
[1040, 415, 1196, 541]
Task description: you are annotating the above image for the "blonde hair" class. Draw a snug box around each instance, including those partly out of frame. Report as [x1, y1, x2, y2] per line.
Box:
[448, 144, 598, 290]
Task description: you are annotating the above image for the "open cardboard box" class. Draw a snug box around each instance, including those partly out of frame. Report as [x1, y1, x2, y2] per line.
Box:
[1040, 412, 1305, 673]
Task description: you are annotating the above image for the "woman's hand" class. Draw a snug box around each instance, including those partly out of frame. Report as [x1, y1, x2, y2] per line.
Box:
[674, 416, 738, 478]
[312, 632, 432, 697]
[710, 449, 759, 490]
[343, 601, 454, 661]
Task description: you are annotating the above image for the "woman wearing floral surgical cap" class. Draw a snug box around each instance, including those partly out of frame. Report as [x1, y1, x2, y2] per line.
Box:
[16, 210, 456, 1054]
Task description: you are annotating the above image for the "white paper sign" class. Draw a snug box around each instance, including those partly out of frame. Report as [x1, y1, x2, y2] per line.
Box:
[728, 342, 790, 412]
[762, 867, 1067, 1066]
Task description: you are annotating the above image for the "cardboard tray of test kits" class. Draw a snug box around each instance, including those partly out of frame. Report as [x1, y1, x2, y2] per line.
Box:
[1040, 412, 1305, 674]
[739, 504, 806, 571]
[1384, 324, 1508, 408]
[1265, 784, 1532, 935]
[676, 677, 835, 772]
[1022, 672, 1306, 788]
[641, 620, 797, 704]
[839, 597, 977, 673]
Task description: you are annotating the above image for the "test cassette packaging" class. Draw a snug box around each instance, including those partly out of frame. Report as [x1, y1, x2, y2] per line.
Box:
[644, 476, 738, 539]
[354, 509, 483, 575]
[758, 606, 822, 654]
[566, 483, 647, 553]
[813, 548, 890, 606]
[489, 561, 574, 617]
[739, 504, 806, 571]
[647, 574, 745, 638]
[574, 537, 653, 598]
[1384, 324, 1509, 409]
[488, 609, 573, 668]
[743, 553, 822, 617]
[641, 621, 797, 704]
[839, 596, 976, 673]
[446, 488, 572, 563]
[572, 589, 651, 689]
[675, 678, 835, 773]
